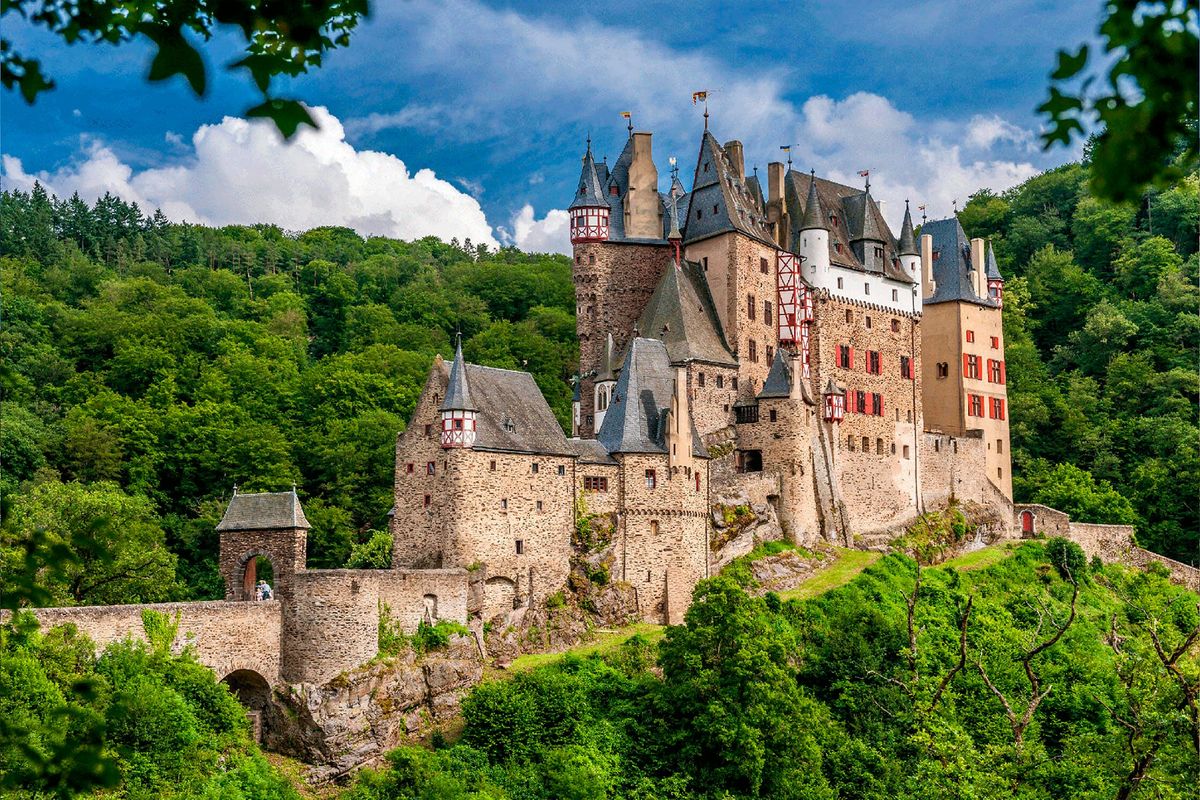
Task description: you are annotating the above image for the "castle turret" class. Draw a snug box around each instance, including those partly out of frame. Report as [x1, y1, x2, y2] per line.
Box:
[439, 337, 477, 448]
[797, 171, 831, 283]
[898, 201, 922, 312]
[985, 240, 1004, 307]
[569, 140, 610, 244]
[593, 333, 618, 432]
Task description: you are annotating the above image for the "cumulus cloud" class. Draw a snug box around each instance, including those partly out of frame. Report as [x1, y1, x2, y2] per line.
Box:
[344, 0, 1044, 234]
[2, 106, 498, 247]
[502, 204, 571, 255]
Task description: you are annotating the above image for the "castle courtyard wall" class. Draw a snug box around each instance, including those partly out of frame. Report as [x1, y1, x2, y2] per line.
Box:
[376, 569, 470, 634]
[283, 570, 380, 684]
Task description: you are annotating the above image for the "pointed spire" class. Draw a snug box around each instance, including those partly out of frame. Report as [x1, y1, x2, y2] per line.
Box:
[799, 170, 828, 232]
[985, 240, 1003, 281]
[569, 139, 607, 210]
[898, 200, 918, 256]
[440, 334, 475, 411]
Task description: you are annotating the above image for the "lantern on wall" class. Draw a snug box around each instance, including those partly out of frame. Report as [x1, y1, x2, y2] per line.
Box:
[822, 378, 846, 423]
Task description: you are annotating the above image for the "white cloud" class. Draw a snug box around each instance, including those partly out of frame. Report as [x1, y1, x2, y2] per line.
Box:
[343, 0, 1046, 234]
[502, 204, 571, 255]
[2, 106, 498, 247]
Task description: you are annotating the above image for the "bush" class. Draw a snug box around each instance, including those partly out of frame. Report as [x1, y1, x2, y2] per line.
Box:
[1045, 536, 1087, 580]
[346, 530, 393, 569]
[413, 620, 469, 655]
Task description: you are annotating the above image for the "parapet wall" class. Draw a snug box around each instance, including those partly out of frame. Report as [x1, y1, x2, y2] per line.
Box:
[1014, 504, 1199, 592]
[376, 568, 470, 634]
[12, 600, 283, 684]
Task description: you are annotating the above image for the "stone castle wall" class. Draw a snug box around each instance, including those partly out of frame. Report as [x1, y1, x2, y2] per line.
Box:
[391, 363, 454, 568]
[574, 241, 671, 437]
[686, 362, 740, 438]
[734, 392, 820, 543]
[283, 570, 380, 684]
[14, 600, 284, 684]
[376, 569, 470, 634]
[812, 293, 923, 533]
[219, 527, 306, 601]
[615, 452, 709, 624]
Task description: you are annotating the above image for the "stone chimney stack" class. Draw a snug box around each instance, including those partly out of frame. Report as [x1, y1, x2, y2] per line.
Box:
[766, 161, 786, 245]
[921, 233, 936, 299]
[723, 140, 745, 182]
[624, 132, 662, 239]
[970, 237, 986, 297]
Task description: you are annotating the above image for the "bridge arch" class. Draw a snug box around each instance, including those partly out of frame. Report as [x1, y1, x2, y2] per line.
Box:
[221, 667, 274, 744]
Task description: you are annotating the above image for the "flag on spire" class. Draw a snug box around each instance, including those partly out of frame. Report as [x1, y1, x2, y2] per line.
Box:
[691, 91, 707, 105]
[857, 170, 870, 178]
[620, 111, 631, 119]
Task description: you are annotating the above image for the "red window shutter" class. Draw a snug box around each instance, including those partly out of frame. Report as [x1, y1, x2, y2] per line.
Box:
[1000, 362, 1006, 384]
[963, 353, 969, 377]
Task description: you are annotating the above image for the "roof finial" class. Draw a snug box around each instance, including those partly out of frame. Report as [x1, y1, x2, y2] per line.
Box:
[585, 131, 592, 156]
[919, 203, 927, 224]
[953, 198, 958, 214]
[780, 144, 794, 168]
[232, 483, 239, 497]
[621, 110, 632, 138]
[692, 90, 709, 130]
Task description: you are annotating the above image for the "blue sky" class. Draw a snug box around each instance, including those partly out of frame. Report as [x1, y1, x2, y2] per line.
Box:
[1, 0, 1101, 253]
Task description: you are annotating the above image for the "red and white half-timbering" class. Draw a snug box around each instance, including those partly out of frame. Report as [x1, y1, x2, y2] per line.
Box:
[440, 410, 476, 448]
[776, 250, 813, 343]
[569, 206, 609, 243]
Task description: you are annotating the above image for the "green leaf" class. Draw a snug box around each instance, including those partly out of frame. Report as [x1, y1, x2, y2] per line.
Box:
[229, 53, 278, 93]
[147, 30, 206, 95]
[1050, 45, 1089, 80]
[245, 97, 317, 138]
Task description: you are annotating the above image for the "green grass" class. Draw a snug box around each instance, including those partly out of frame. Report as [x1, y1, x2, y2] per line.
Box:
[939, 543, 1017, 572]
[503, 622, 665, 674]
[778, 548, 882, 602]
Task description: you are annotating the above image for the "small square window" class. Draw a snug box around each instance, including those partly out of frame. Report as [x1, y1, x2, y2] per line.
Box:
[966, 330, 975, 343]
[501, 498, 508, 510]
[426, 461, 436, 475]
[424, 424, 432, 437]
[769, 409, 777, 422]
[837, 276, 844, 289]
[892, 319, 900, 332]
[406, 462, 414, 474]
[490, 460, 497, 471]
[698, 372, 706, 387]
[645, 469, 657, 489]
[557, 465, 565, 476]
[536, 500, 543, 512]
[531, 462, 539, 474]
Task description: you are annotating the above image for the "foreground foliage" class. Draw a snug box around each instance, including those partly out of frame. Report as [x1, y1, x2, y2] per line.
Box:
[350, 544, 1200, 799]
[0, 612, 298, 799]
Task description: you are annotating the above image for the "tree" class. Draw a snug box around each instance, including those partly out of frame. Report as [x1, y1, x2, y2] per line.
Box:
[1, 479, 178, 606]
[1, 0, 370, 136]
[1040, 0, 1198, 202]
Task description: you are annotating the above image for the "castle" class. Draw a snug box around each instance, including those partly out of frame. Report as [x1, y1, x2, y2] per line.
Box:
[388, 123, 1014, 625]
[19, 122, 1198, 721]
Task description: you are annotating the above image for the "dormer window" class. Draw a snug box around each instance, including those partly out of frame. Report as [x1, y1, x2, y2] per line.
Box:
[502, 417, 516, 433]
[609, 185, 618, 196]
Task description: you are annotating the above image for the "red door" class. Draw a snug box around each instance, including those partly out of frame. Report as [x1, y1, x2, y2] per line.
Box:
[1020, 511, 1034, 535]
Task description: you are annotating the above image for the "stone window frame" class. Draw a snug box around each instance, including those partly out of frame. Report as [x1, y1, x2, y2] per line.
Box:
[423, 494, 431, 508]
[937, 362, 949, 379]
[847, 435, 856, 451]
[489, 460, 496, 471]
[426, 461, 436, 475]
[650, 520, 660, 535]
[861, 435, 870, 451]
[865, 315, 872, 329]
[645, 469, 657, 489]
[424, 424, 433, 437]
[903, 445, 911, 460]
[536, 500, 544, 512]
[515, 539, 524, 555]
[760, 257, 769, 274]
[748, 339, 758, 363]
[900, 355, 912, 379]
[715, 374, 724, 388]
[531, 462, 540, 474]
[764, 299, 773, 326]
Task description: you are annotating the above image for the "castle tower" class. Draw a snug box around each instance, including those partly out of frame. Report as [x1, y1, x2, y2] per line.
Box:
[569, 140, 610, 244]
[796, 172, 831, 290]
[572, 133, 672, 438]
[593, 333, 618, 432]
[920, 217, 1012, 500]
[440, 336, 476, 448]
[217, 488, 309, 601]
[898, 201, 922, 313]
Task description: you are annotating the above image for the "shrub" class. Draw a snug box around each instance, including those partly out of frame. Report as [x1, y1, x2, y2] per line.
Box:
[377, 602, 408, 657]
[1045, 537, 1087, 580]
[346, 530, 393, 569]
[413, 620, 469, 655]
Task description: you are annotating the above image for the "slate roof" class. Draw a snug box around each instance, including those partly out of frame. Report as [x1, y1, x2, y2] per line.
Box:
[567, 437, 617, 465]
[632, 258, 737, 366]
[440, 338, 476, 411]
[217, 489, 310, 531]
[921, 217, 999, 307]
[569, 145, 608, 211]
[596, 332, 620, 382]
[784, 170, 914, 284]
[985, 240, 1003, 281]
[596, 134, 670, 244]
[798, 172, 827, 232]
[682, 130, 774, 246]
[757, 349, 793, 399]
[436, 360, 574, 455]
[597, 337, 707, 458]
[897, 202, 918, 256]
[745, 172, 766, 213]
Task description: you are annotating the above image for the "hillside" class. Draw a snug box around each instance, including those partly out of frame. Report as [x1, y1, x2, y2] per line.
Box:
[343, 541, 1199, 799]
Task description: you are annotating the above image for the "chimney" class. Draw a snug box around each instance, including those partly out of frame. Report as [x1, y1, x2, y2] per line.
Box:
[876, 200, 888, 223]
[625, 132, 662, 239]
[723, 140, 745, 182]
[970, 237, 986, 297]
[767, 162, 785, 204]
[921, 233, 935, 299]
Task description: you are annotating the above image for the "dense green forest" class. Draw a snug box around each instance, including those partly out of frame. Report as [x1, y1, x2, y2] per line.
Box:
[0, 153, 1196, 608]
[346, 542, 1199, 799]
[0, 189, 577, 599]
